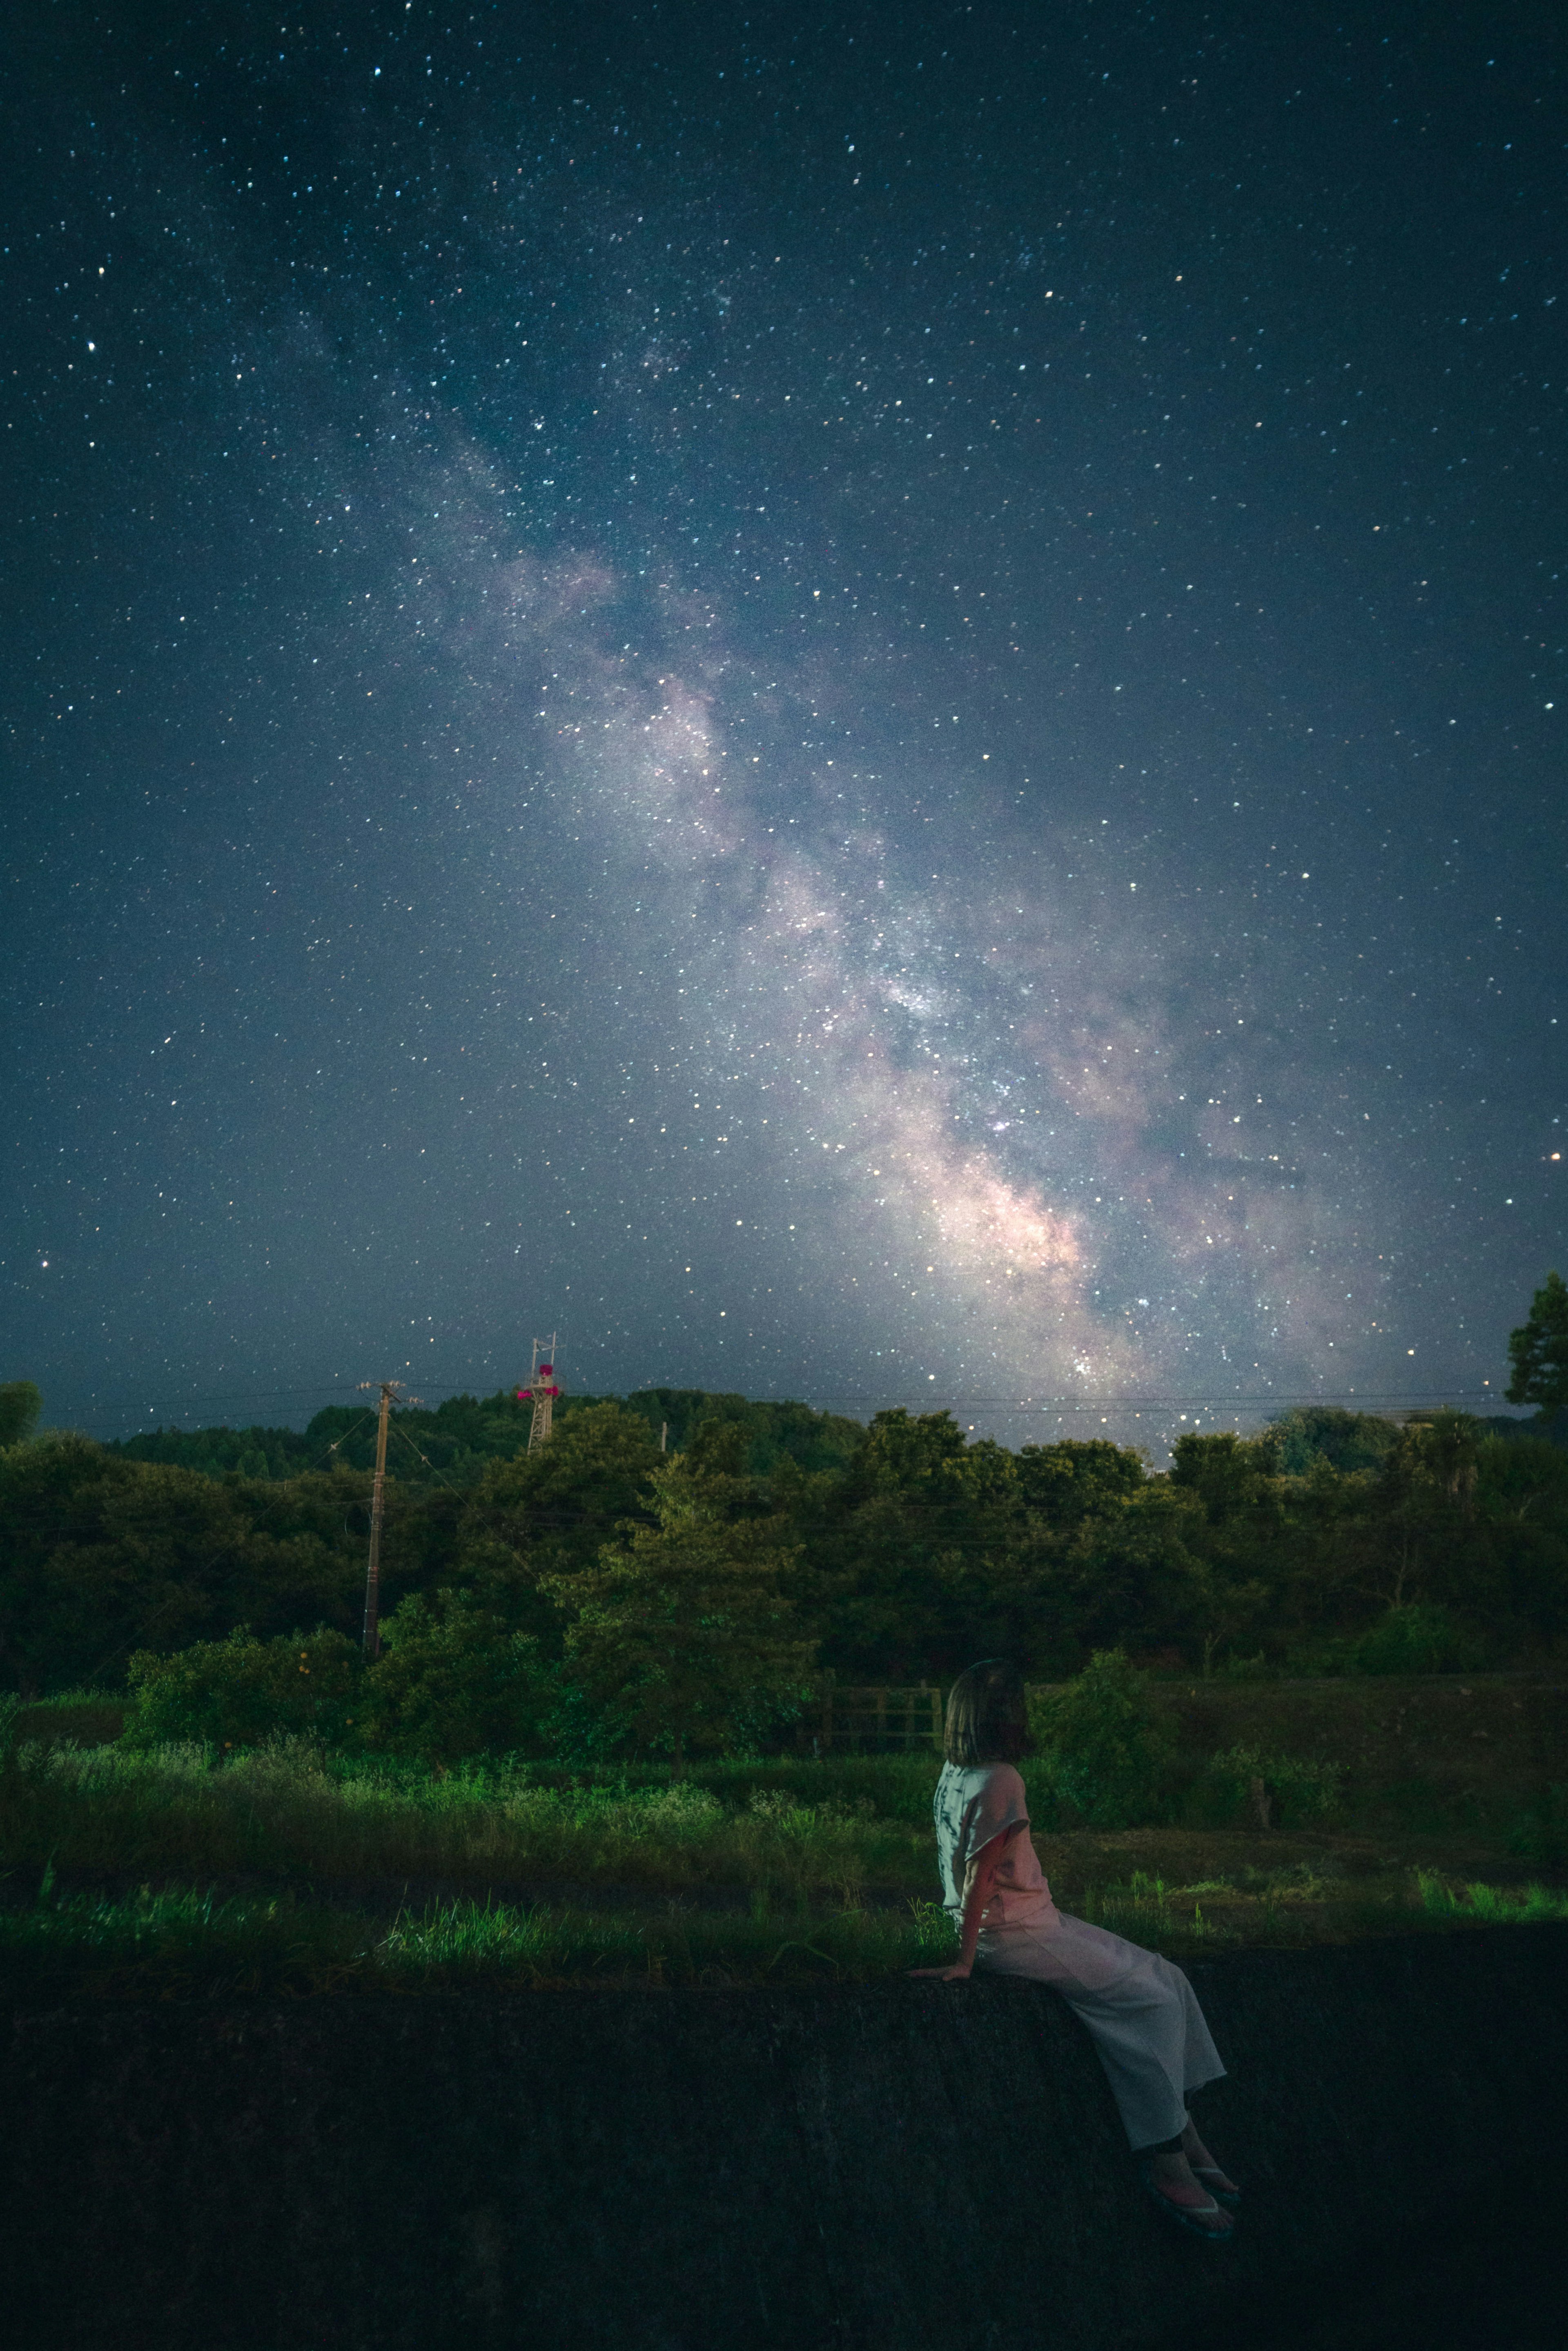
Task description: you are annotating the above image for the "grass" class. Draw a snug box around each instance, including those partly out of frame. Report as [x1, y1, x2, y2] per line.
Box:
[4, 1691, 1567, 1998]
[0, 1875, 961, 1998]
[1413, 1870, 1568, 1924]
[1064, 1858, 1568, 1957]
[7, 1854, 1565, 2001]
[0, 1736, 934, 1906]
[14, 1690, 129, 1749]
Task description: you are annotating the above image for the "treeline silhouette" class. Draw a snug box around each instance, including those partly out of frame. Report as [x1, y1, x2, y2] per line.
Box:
[2, 1380, 1566, 1698]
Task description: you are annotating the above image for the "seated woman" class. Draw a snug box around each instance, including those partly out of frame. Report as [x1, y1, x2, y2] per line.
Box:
[910, 1658, 1240, 2242]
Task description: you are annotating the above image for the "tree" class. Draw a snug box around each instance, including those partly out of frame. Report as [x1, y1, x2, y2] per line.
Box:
[1507, 1272, 1568, 1418]
[0, 1437, 378, 1694]
[1169, 1430, 1280, 1521]
[1369, 1417, 1482, 1610]
[1040, 1482, 1207, 1667]
[463, 1401, 659, 1560]
[793, 1410, 1025, 1680]
[1014, 1438, 1146, 1526]
[1167, 1433, 1286, 1671]
[621, 1388, 863, 1475]
[356, 1588, 552, 1763]
[1268, 1406, 1396, 1477]
[0, 1382, 42, 1450]
[544, 1428, 813, 1772]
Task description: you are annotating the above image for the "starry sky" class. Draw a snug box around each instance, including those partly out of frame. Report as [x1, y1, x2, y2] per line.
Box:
[2, 2, 1564, 1452]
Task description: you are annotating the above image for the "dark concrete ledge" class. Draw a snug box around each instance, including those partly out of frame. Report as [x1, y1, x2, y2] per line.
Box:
[4, 1923, 1566, 2351]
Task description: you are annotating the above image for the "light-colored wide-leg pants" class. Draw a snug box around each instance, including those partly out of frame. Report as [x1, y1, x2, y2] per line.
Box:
[977, 1917, 1225, 2148]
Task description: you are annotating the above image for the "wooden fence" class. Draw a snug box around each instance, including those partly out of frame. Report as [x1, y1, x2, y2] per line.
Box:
[803, 1686, 945, 1754]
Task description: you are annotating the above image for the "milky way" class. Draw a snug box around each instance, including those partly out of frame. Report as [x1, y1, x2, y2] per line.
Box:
[2, 7, 1562, 1448]
[405, 494, 1383, 1434]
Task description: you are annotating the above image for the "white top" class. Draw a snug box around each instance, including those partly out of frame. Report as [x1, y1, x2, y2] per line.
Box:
[933, 1761, 1056, 1931]
[933, 1759, 1145, 1990]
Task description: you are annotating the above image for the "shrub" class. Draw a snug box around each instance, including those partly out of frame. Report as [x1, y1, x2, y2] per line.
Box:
[1195, 1743, 1344, 1829]
[355, 1589, 554, 1765]
[1214, 1652, 1276, 1682]
[122, 1628, 361, 1750]
[1029, 1648, 1174, 1828]
[1348, 1603, 1483, 1676]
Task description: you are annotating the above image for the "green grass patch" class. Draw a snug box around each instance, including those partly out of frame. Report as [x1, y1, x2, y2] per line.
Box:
[1069, 1860, 1568, 1955]
[11, 1859, 1566, 2001]
[0, 1874, 369, 1997]
[5, 1700, 1568, 1998]
[0, 1875, 959, 1999]
[514, 1750, 944, 1823]
[0, 1736, 934, 1905]
[1414, 1871, 1568, 1925]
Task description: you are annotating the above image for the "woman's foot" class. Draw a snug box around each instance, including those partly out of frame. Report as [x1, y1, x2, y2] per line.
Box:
[1141, 2153, 1235, 2240]
[1180, 2121, 1240, 2201]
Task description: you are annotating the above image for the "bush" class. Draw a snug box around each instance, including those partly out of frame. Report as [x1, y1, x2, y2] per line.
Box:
[1348, 1603, 1483, 1676]
[1194, 1743, 1343, 1829]
[1214, 1653, 1277, 1682]
[1029, 1648, 1174, 1828]
[122, 1629, 361, 1750]
[355, 1589, 554, 1765]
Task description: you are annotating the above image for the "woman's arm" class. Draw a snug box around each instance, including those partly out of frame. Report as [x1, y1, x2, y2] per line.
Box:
[909, 1819, 1026, 1982]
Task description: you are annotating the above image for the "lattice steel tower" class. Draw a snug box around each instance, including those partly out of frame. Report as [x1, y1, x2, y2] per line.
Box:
[519, 1336, 561, 1452]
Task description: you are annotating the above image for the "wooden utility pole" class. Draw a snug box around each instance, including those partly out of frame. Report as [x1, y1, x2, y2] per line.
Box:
[357, 1379, 411, 1659]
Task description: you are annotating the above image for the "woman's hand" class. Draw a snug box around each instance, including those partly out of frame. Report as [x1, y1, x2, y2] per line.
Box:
[907, 1961, 973, 1981]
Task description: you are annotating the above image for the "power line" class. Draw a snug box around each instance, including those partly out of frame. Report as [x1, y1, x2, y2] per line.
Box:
[68, 1382, 1524, 1448]
[804, 1382, 1504, 1401]
[85, 1382, 1508, 1417]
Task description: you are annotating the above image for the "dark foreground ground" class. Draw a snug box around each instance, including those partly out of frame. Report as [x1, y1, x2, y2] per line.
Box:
[3, 1922, 1565, 2351]
[1203, 2160, 1564, 2351]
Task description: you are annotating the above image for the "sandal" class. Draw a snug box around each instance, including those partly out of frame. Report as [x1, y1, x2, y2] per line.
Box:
[1190, 2165, 1241, 2212]
[1136, 2159, 1235, 2244]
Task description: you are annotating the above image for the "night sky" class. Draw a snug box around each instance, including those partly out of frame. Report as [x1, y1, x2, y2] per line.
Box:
[3, 3, 1564, 1453]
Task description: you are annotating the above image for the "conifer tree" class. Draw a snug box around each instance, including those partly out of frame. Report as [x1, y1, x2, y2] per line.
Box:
[544, 1424, 812, 1772]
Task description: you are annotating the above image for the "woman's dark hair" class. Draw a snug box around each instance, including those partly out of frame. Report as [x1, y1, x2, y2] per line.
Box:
[944, 1660, 1031, 1766]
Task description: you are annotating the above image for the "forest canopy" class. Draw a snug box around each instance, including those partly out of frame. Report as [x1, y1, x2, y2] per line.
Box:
[2, 1378, 1565, 1703]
